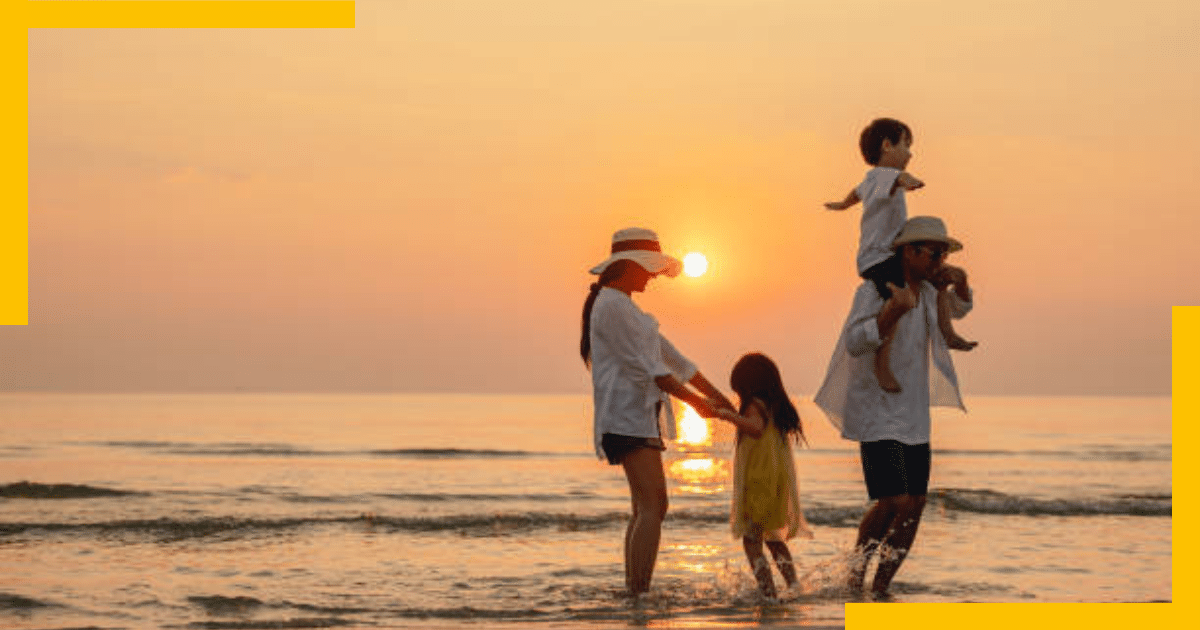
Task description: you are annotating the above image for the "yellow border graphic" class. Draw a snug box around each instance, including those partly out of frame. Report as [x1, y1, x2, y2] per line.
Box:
[2, 0, 355, 325]
[849, 309, 1188, 626]
[4, 2, 1187, 629]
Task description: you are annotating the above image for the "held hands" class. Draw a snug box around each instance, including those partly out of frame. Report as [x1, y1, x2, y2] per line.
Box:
[931, 262, 969, 284]
[717, 408, 742, 423]
[932, 264, 971, 304]
[692, 395, 735, 420]
[931, 265, 967, 290]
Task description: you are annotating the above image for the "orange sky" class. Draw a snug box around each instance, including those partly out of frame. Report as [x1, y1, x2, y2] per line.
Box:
[6, 0, 1198, 395]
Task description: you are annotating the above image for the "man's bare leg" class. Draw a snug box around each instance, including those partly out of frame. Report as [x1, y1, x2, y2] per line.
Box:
[621, 448, 668, 595]
[849, 499, 898, 591]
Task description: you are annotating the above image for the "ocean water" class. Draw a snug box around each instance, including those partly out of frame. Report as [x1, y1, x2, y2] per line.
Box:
[0, 393, 1171, 629]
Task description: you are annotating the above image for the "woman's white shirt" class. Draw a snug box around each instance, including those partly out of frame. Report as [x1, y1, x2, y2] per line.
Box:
[589, 287, 697, 459]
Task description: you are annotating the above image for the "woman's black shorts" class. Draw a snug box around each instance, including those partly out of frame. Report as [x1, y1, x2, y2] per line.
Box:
[601, 433, 665, 466]
[859, 440, 931, 499]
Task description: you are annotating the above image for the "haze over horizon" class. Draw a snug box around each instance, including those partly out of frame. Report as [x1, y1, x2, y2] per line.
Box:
[4, 0, 1197, 397]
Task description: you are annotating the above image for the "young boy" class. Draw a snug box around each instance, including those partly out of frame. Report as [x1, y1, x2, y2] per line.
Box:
[825, 118, 976, 393]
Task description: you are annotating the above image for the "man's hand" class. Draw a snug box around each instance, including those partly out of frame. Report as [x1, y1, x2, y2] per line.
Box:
[932, 265, 967, 290]
[933, 264, 970, 302]
[885, 282, 918, 311]
[825, 200, 854, 211]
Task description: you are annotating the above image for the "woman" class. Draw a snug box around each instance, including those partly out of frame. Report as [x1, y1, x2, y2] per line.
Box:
[580, 227, 734, 595]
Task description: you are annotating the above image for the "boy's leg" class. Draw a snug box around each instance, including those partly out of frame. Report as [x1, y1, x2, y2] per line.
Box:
[874, 335, 902, 393]
[937, 289, 978, 351]
[742, 535, 777, 598]
[866, 260, 905, 393]
[765, 540, 798, 587]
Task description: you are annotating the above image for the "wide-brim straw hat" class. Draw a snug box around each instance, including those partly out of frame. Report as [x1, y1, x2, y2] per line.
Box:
[589, 227, 682, 277]
[891, 216, 963, 252]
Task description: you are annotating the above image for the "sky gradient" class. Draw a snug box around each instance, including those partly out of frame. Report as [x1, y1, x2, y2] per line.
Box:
[5, 0, 1199, 395]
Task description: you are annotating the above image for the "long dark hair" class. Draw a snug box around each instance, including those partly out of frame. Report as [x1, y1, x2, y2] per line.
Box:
[580, 260, 638, 368]
[729, 352, 806, 446]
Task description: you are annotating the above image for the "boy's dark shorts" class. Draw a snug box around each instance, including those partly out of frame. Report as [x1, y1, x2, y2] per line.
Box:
[601, 433, 666, 466]
[859, 440, 931, 499]
[861, 255, 906, 300]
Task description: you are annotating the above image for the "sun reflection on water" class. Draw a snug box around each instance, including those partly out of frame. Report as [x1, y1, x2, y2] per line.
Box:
[676, 403, 711, 447]
[668, 403, 730, 494]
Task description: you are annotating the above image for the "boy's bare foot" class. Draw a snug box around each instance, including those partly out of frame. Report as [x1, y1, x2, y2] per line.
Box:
[946, 335, 978, 351]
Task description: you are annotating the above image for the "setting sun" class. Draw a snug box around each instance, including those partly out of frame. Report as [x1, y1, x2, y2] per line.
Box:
[682, 252, 708, 277]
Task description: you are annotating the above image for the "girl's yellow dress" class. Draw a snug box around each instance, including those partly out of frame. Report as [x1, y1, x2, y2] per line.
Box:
[730, 399, 813, 541]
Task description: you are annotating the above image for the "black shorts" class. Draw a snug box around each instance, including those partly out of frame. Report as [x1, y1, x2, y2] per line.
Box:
[859, 440, 931, 500]
[861, 255, 906, 300]
[601, 433, 665, 466]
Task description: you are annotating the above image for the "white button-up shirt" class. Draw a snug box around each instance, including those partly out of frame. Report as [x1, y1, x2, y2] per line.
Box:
[814, 280, 972, 445]
[855, 167, 907, 274]
[589, 287, 697, 459]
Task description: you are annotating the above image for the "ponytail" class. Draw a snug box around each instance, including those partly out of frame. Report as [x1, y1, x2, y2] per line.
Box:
[580, 260, 636, 368]
[580, 282, 603, 367]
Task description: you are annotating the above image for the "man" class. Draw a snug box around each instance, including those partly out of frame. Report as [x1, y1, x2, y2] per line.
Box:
[814, 216, 974, 597]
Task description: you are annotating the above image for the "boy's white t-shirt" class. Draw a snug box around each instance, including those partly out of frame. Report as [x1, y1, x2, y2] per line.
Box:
[854, 166, 906, 274]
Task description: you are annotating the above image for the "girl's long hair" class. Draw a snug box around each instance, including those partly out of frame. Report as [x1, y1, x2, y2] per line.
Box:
[729, 352, 806, 446]
[580, 260, 638, 368]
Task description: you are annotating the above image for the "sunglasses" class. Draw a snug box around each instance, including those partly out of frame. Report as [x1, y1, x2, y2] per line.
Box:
[914, 244, 949, 261]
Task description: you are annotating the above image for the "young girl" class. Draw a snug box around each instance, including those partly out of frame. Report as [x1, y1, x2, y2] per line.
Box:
[721, 353, 813, 598]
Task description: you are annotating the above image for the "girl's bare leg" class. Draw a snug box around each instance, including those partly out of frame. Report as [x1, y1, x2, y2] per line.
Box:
[742, 535, 777, 598]
[765, 541, 797, 588]
[621, 448, 668, 595]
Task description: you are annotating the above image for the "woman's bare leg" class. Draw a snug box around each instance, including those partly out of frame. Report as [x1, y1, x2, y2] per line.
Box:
[621, 447, 668, 595]
[623, 490, 638, 591]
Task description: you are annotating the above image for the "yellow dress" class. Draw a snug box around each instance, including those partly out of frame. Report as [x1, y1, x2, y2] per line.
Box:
[730, 400, 813, 541]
